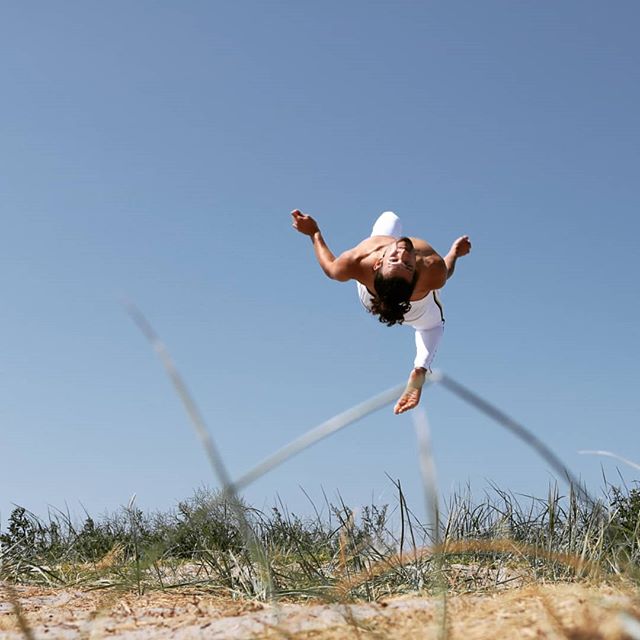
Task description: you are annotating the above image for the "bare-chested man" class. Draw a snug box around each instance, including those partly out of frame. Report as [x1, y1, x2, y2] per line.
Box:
[292, 210, 471, 415]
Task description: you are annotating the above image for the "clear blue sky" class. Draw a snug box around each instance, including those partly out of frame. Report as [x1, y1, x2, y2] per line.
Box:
[1, 1, 638, 524]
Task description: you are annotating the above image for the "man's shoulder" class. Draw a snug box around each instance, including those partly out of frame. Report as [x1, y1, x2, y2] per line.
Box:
[410, 237, 438, 254]
[349, 236, 391, 259]
[330, 243, 372, 281]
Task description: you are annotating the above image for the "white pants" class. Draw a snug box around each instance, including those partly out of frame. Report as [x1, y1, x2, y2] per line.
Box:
[358, 211, 445, 371]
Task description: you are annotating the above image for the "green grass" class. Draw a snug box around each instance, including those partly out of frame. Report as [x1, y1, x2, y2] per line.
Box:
[2, 479, 639, 600]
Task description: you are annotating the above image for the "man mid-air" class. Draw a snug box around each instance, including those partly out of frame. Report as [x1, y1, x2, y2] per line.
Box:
[292, 210, 471, 415]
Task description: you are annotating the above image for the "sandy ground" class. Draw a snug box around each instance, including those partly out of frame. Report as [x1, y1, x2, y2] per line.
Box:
[1, 582, 639, 639]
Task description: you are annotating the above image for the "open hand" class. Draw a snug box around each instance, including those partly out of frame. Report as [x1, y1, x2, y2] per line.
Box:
[291, 210, 320, 236]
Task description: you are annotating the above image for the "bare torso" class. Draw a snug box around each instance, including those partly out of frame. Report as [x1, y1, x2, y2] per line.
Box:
[347, 235, 446, 300]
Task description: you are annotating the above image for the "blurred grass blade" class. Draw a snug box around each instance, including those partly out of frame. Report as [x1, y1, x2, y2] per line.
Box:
[413, 408, 440, 545]
[234, 382, 406, 491]
[124, 301, 273, 595]
[125, 300, 234, 489]
[413, 407, 448, 640]
[436, 373, 594, 505]
[5, 583, 36, 640]
[578, 450, 640, 472]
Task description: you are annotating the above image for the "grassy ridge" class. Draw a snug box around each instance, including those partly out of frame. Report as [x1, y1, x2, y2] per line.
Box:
[1, 481, 639, 600]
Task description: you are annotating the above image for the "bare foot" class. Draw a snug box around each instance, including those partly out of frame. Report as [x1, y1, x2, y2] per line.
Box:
[394, 368, 426, 415]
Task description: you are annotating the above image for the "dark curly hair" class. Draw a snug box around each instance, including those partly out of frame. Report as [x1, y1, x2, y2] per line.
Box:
[370, 271, 419, 326]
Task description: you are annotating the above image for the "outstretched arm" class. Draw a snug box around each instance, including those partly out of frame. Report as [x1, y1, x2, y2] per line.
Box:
[291, 210, 357, 282]
[444, 235, 471, 280]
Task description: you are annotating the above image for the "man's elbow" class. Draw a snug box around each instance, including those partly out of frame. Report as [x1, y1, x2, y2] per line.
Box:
[322, 260, 351, 281]
[327, 266, 351, 282]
